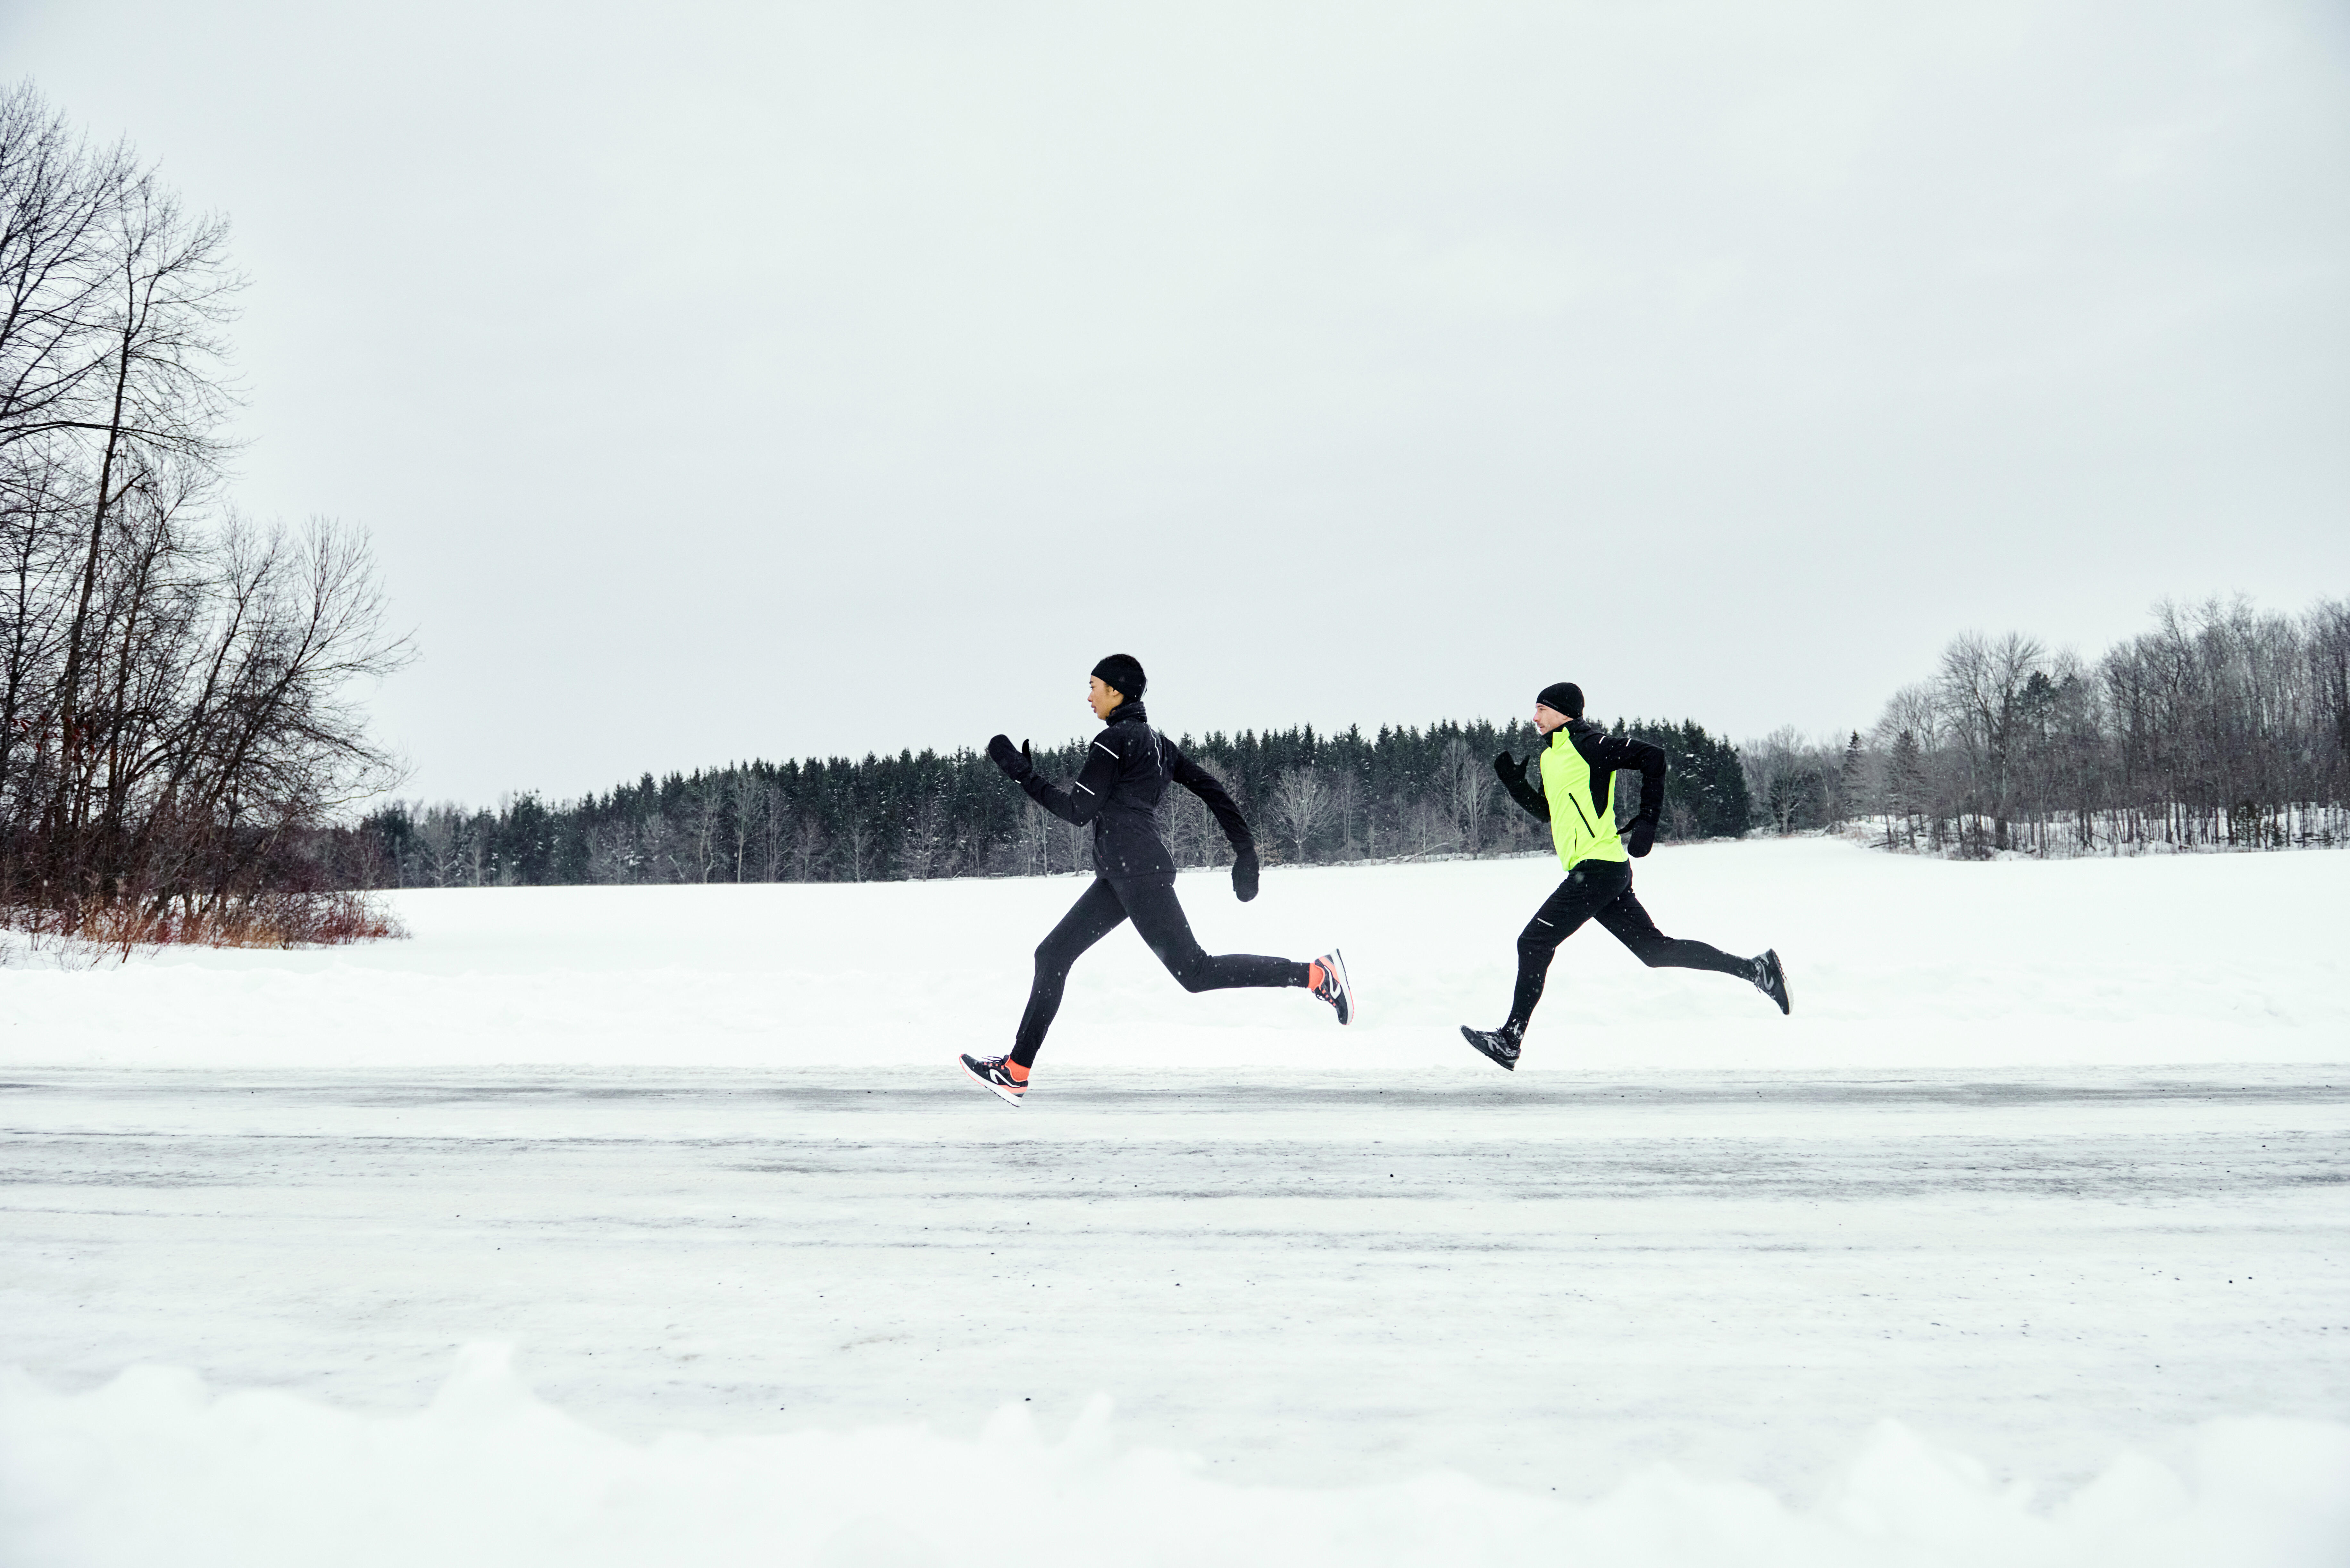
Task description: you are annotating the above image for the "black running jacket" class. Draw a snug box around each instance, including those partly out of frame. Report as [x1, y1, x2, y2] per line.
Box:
[1015, 702, 1254, 878]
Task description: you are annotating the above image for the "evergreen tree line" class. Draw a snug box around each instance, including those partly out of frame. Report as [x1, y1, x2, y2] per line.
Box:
[336, 718, 1754, 889]
[1736, 595, 2350, 857]
[0, 85, 407, 943]
[325, 587, 2349, 893]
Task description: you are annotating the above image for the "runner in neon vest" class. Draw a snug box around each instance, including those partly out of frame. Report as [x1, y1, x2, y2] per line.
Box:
[1461, 681, 1790, 1071]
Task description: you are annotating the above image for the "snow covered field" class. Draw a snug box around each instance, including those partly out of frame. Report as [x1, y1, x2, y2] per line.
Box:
[4, 841, 2347, 1564]
[5, 838, 2346, 1071]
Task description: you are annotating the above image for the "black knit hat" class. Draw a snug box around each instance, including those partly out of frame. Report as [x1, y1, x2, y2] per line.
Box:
[1536, 681, 1584, 718]
[1092, 653, 1147, 702]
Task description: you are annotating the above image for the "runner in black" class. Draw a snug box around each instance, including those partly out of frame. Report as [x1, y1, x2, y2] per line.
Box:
[960, 654, 1352, 1104]
[1461, 681, 1788, 1071]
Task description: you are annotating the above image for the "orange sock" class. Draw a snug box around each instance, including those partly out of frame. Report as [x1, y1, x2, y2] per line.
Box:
[1306, 961, 1325, 991]
[1006, 1059, 1030, 1083]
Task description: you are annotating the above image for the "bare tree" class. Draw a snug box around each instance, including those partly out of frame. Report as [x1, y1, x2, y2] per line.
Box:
[1932, 631, 2048, 850]
[1401, 796, 1453, 858]
[1437, 737, 1493, 855]
[1267, 765, 1334, 864]
[2314, 597, 2350, 801]
[0, 84, 136, 456]
[45, 184, 242, 867]
[841, 814, 874, 883]
[728, 773, 764, 882]
[757, 785, 787, 881]
[787, 811, 826, 882]
[682, 779, 726, 881]
[900, 792, 949, 879]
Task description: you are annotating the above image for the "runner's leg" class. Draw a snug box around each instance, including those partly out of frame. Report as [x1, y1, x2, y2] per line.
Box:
[1508, 862, 1630, 1029]
[1118, 874, 1310, 992]
[1593, 884, 1753, 977]
[1011, 878, 1131, 1069]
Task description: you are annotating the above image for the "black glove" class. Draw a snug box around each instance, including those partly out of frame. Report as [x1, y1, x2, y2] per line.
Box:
[1232, 848, 1260, 903]
[986, 734, 1033, 780]
[1492, 751, 1525, 787]
[1622, 815, 1657, 858]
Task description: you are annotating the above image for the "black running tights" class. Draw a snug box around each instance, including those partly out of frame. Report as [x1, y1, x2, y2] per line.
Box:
[1012, 875, 1308, 1067]
[1509, 861, 1751, 1028]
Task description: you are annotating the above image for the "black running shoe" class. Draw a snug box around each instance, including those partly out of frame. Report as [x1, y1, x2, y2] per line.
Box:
[958, 1052, 1027, 1105]
[1309, 951, 1353, 1025]
[1460, 1024, 1521, 1072]
[1753, 949, 1790, 1015]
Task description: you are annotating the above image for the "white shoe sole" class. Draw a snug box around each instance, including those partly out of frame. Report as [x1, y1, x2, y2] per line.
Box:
[1326, 949, 1354, 1026]
[958, 1056, 1025, 1106]
[1460, 1026, 1518, 1072]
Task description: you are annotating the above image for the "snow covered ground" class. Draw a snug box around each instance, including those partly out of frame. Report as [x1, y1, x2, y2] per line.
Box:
[3, 841, 2347, 1564]
[4, 838, 2346, 1071]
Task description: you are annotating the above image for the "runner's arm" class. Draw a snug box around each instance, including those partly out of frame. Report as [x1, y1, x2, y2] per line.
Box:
[1021, 736, 1122, 825]
[1495, 753, 1549, 821]
[1169, 746, 1256, 856]
[1593, 733, 1668, 826]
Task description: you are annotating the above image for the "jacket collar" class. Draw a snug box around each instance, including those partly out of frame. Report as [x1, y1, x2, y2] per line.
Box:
[1104, 700, 1148, 726]
[1548, 718, 1602, 752]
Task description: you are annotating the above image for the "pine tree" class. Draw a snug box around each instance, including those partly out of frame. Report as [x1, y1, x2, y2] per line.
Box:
[1888, 729, 1923, 850]
[1838, 731, 1867, 828]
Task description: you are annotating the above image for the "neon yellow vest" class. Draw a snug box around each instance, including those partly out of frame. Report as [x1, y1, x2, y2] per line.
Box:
[1540, 727, 1627, 870]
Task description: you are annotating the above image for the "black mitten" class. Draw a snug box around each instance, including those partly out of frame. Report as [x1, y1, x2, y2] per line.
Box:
[986, 734, 1032, 780]
[1623, 816, 1657, 858]
[1492, 751, 1525, 787]
[1232, 848, 1260, 902]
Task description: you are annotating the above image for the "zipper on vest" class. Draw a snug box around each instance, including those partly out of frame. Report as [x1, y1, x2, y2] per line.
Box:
[1567, 793, 1598, 837]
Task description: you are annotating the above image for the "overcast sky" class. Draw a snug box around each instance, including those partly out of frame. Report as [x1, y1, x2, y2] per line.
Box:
[6, 0, 2347, 804]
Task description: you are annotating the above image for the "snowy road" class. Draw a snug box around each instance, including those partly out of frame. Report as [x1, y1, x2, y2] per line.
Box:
[7, 1063, 2345, 1502]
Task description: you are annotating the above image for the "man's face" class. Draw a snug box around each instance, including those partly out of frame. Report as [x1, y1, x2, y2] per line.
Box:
[1088, 676, 1123, 719]
[1533, 702, 1569, 734]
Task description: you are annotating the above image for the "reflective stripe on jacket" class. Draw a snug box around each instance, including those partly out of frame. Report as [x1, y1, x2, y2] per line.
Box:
[1015, 700, 1255, 878]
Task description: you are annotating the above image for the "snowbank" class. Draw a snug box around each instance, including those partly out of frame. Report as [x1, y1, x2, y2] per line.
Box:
[3, 1347, 2344, 1568]
[1, 839, 2343, 1070]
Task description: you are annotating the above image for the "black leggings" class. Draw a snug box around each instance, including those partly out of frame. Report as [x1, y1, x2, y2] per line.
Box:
[1012, 875, 1308, 1066]
[1509, 860, 1751, 1028]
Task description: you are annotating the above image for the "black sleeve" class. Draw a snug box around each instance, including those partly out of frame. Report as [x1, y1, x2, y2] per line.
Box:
[1168, 744, 1256, 855]
[1020, 731, 1123, 826]
[1599, 733, 1667, 825]
[1500, 764, 1549, 822]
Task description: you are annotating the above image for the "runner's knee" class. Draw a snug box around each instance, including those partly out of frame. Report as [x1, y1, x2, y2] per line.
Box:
[1162, 948, 1213, 991]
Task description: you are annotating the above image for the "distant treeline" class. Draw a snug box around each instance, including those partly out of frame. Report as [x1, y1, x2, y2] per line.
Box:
[322, 588, 2350, 892]
[328, 718, 1753, 888]
[1735, 595, 2350, 857]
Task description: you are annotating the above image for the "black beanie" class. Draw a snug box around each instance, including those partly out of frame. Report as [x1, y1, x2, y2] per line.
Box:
[1536, 681, 1584, 718]
[1092, 653, 1147, 702]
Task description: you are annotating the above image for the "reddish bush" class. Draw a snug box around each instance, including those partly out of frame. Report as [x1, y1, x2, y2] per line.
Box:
[4, 891, 406, 955]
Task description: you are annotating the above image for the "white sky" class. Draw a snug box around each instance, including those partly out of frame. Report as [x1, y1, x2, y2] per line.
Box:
[6, 0, 2347, 804]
